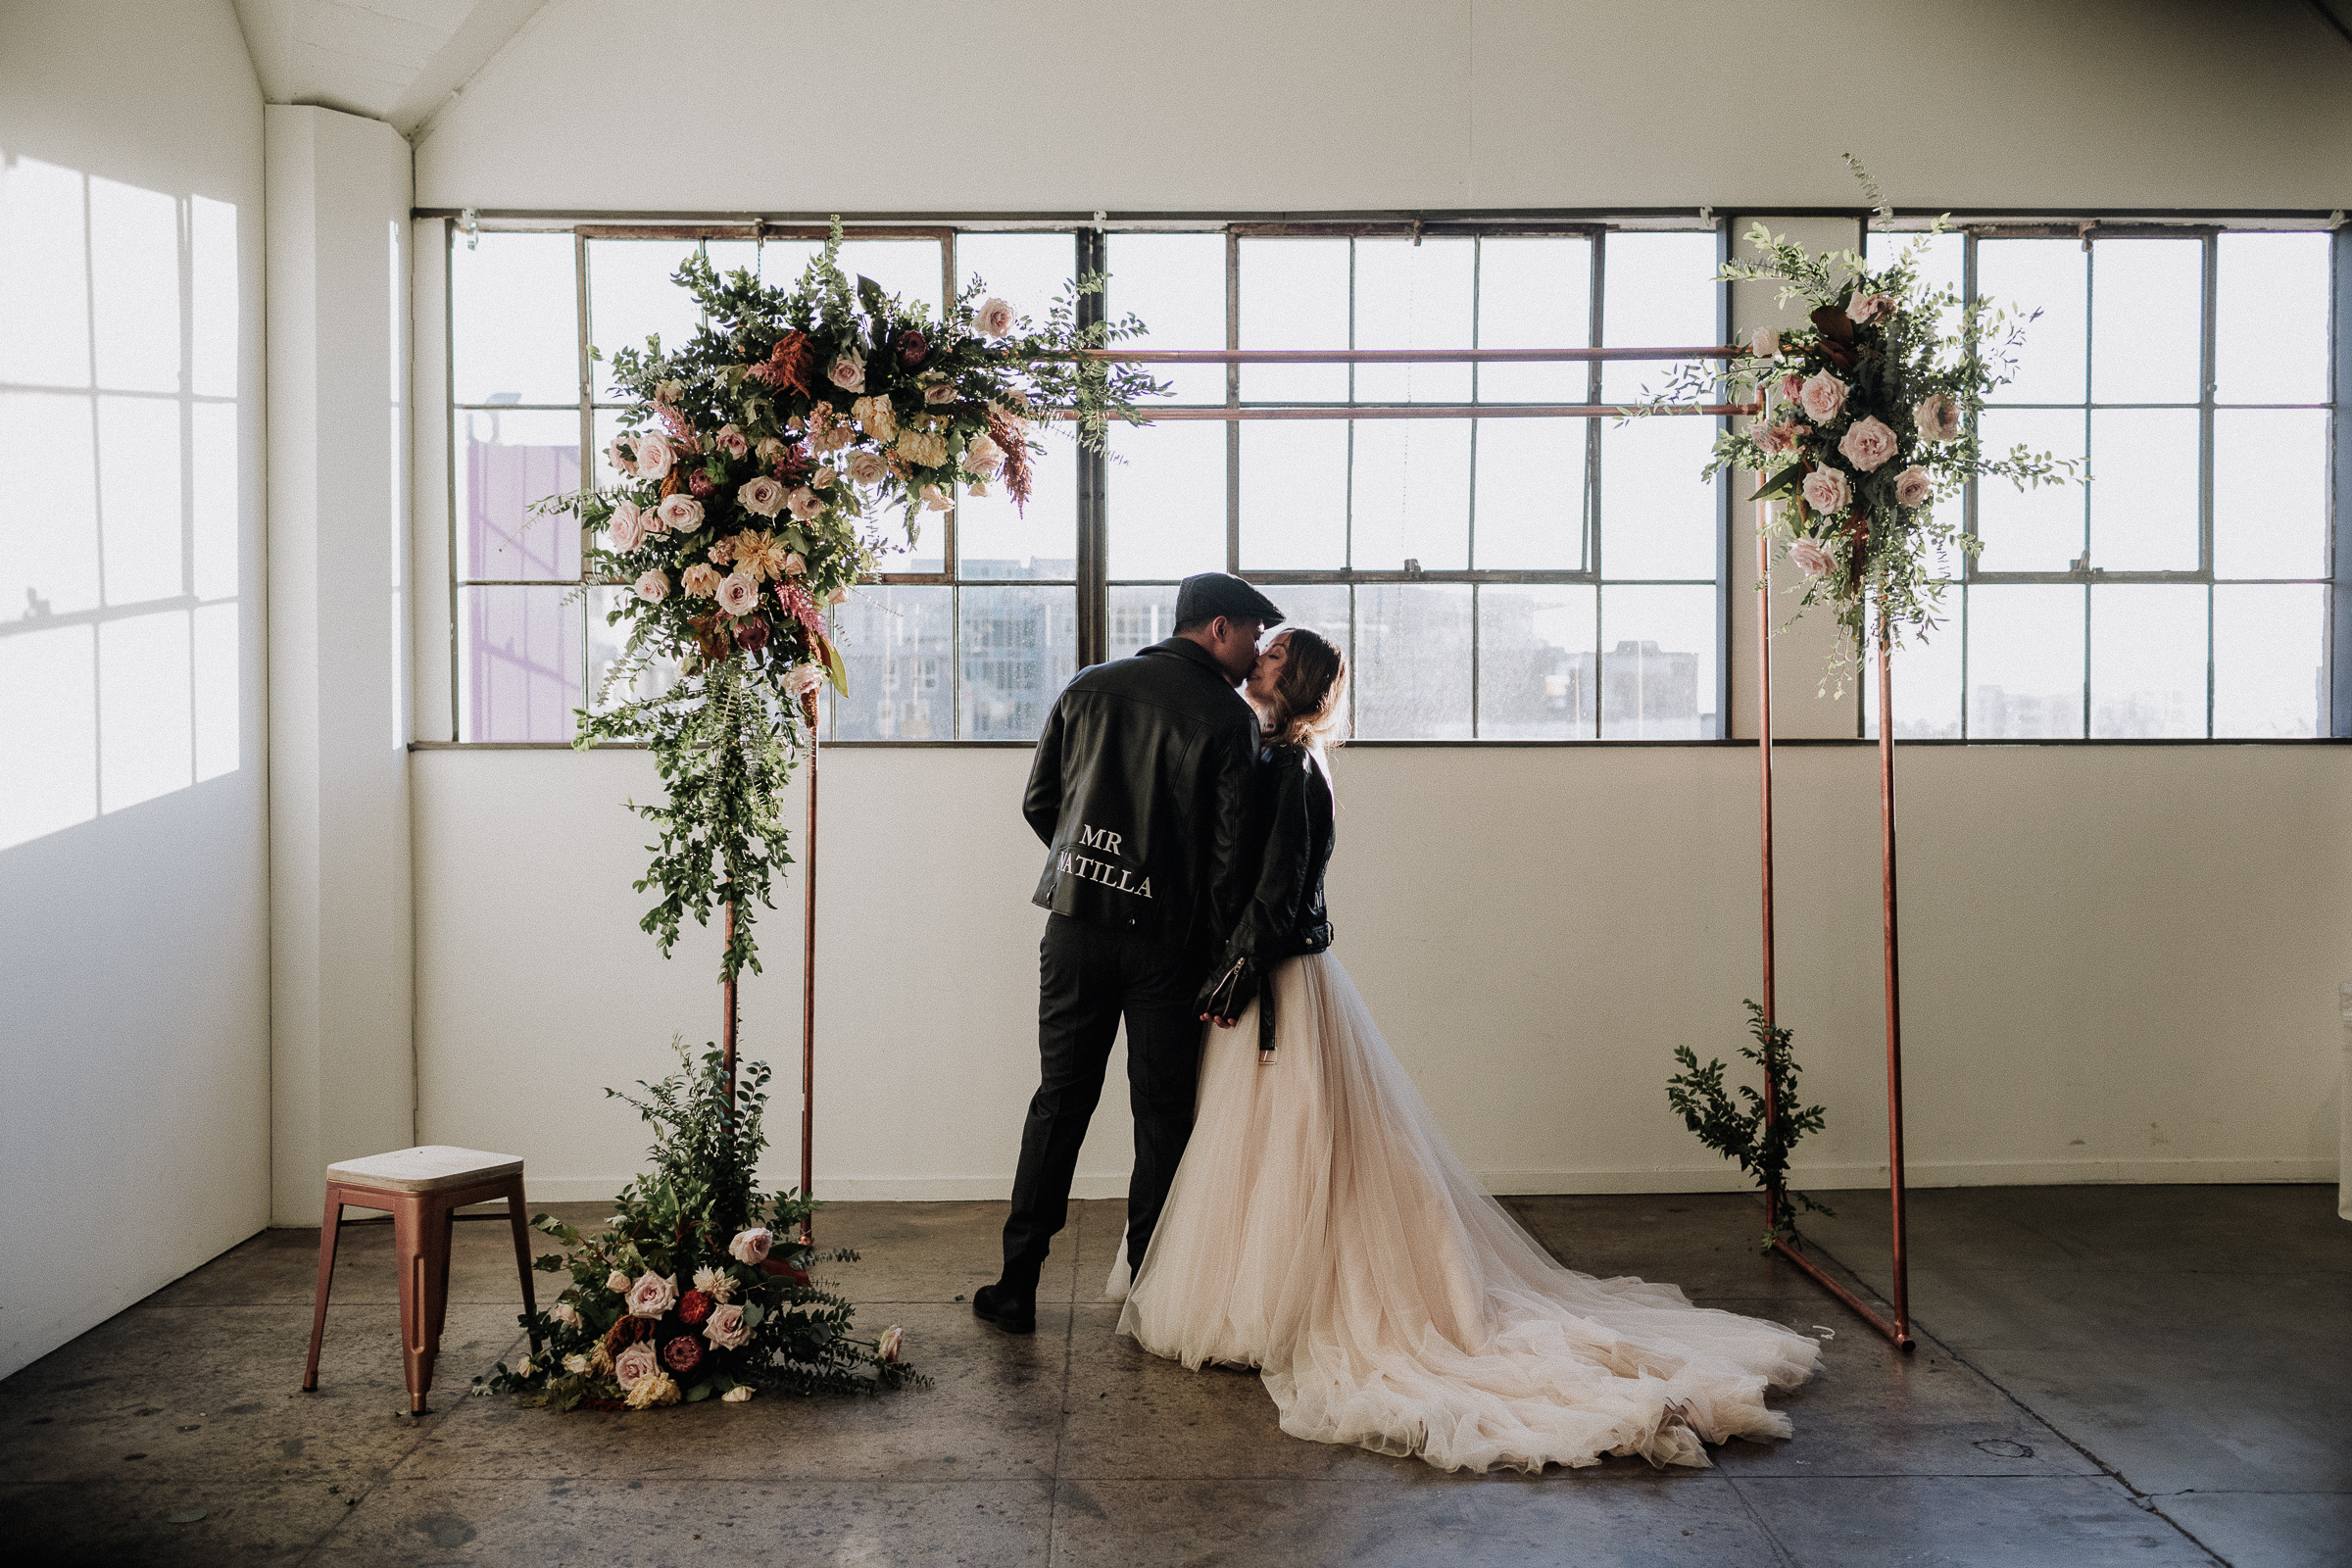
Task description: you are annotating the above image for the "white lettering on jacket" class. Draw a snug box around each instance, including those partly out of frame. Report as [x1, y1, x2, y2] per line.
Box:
[1056, 841, 1152, 900]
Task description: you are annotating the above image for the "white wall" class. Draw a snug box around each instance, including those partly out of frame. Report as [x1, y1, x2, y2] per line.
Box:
[0, 0, 270, 1378]
[415, 744, 2351, 1200]
[413, 0, 2352, 213]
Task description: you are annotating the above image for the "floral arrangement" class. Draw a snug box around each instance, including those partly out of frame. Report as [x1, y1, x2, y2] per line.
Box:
[477, 1042, 923, 1409]
[550, 220, 1164, 981]
[1666, 1004, 1834, 1251]
[1648, 161, 2076, 673]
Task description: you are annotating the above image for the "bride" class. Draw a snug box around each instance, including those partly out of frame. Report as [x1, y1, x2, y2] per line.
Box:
[1109, 625, 1822, 1473]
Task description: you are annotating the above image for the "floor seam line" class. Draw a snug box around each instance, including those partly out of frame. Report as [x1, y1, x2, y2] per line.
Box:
[1720, 1471, 1799, 1568]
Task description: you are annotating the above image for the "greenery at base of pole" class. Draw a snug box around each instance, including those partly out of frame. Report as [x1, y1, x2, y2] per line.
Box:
[1665, 1004, 1835, 1252]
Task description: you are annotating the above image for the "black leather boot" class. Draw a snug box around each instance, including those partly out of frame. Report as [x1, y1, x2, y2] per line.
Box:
[972, 1281, 1037, 1336]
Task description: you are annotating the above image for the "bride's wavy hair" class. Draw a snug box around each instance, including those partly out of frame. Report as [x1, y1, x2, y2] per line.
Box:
[1263, 626, 1349, 755]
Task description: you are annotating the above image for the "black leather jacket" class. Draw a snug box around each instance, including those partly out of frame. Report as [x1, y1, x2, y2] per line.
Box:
[1024, 638, 1260, 957]
[1199, 741, 1335, 1052]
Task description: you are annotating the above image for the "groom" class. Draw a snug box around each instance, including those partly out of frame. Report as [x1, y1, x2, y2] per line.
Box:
[974, 572, 1282, 1335]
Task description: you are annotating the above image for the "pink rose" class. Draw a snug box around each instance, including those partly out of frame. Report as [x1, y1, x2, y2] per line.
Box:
[1800, 466, 1852, 516]
[1755, 420, 1804, 457]
[703, 1302, 753, 1350]
[1747, 327, 1780, 360]
[845, 449, 887, 487]
[826, 585, 849, 607]
[919, 484, 953, 513]
[632, 569, 669, 604]
[632, 430, 676, 480]
[785, 664, 825, 700]
[716, 572, 760, 617]
[626, 1271, 677, 1319]
[782, 551, 807, 577]
[605, 1269, 630, 1295]
[1913, 392, 1961, 442]
[827, 353, 866, 393]
[1848, 292, 1895, 326]
[739, 475, 787, 517]
[682, 563, 722, 598]
[1780, 372, 1805, 405]
[657, 494, 703, 533]
[1797, 370, 1848, 424]
[1893, 466, 1933, 507]
[1837, 416, 1899, 472]
[786, 486, 822, 521]
[717, 423, 750, 460]
[607, 501, 646, 552]
[1788, 538, 1836, 578]
[549, 1300, 581, 1328]
[727, 1227, 772, 1265]
[973, 297, 1015, 337]
[613, 1341, 659, 1390]
[877, 1325, 904, 1363]
[963, 433, 1004, 476]
[922, 380, 959, 406]
[606, 436, 637, 475]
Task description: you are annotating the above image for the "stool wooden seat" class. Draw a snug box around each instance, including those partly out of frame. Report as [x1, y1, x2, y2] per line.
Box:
[302, 1146, 539, 1413]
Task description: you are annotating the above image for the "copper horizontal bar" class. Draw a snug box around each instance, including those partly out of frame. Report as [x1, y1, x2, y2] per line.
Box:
[1772, 1238, 1916, 1350]
[1068, 346, 1740, 363]
[1046, 403, 1756, 421]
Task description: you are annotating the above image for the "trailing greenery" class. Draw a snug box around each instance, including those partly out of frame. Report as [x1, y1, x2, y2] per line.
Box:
[1666, 1003, 1834, 1251]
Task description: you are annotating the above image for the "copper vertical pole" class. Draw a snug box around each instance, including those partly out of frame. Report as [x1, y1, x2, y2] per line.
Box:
[1754, 483, 1779, 1242]
[1876, 613, 1914, 1348]
[798, 691, 820, 1246]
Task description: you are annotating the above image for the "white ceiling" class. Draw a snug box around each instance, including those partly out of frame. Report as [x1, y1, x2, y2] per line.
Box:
[230, 0, 551, 135]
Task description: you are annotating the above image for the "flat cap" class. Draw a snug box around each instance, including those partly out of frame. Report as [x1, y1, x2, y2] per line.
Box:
[1174, 572, 1283, 629]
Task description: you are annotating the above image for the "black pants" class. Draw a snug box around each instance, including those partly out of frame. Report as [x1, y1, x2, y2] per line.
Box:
[1002, 913, 1204, 1290]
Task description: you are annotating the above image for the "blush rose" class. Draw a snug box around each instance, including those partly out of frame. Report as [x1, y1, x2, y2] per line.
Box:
[1788, 538, 1837, 577]
[716, 572, 760, 617]
[1837, 416, 1899, 472]
[657, 494, 704, 533]
[973, 297, 1016, 337]
[1801, 466, 1853, 516]
[703, 1303, 753, 1350]
[827, 353, 866, 394]
[613, 1341, 659, 1390]
[626, 1271, 678, 1319]
[1797, 370, 1849, 424]
[1893, 466, 1933, 507]
[1913, 392, 1962, 442]
[727, 1227, 772, 1265]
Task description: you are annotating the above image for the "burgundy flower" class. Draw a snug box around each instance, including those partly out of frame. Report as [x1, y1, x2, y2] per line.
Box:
[688, 468, 715, 497]
[662, 1335, 706, 1377]
[771, 444, 815, 486]
[897, 328, 929, 368]
[734, 615, 771, 653]
[676, 1289, 713, 1327]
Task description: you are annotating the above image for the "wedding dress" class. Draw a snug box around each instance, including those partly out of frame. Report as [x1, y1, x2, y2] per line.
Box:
[1111, 952, 1822, 1474]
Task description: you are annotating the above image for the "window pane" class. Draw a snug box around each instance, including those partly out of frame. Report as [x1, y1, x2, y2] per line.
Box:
[1478, 583, 1596, 738]
[1353, 584, 1471, 738]
[452, 231, 576, 407]
[954, 234, 1063, 331]
[1106, 584, 1182, 660]
[1473, 418, 1587, 570]
[960, 584, 1077, 739]
[1597, 584, 1715, 738]
[2216, 233, 2330, 405]
[960, 438, 1072, 579]
[588, 238, 707, 372]
[1268, 583, 1352, 653]
[1107, 419, 1225, 579]
[1599, 416, 1715, 579]
[1975, 409, 2083, 571]
[1240, 239, 1348, 403]
[1978, 240, 2085, 406]
[1349, 418, 1470, 570]
[825, 585, 952, 741]
[2215, 409, 2327, 579]
[586, 583, 682, 713]
[1882, 230, 1965, 342]
[460, 409, 579, 580]
[1107, 233, 1225, 405]
[1966, 584, 2082, 738]
[2089, 240, 2201, 405]
[1476, 237, 1592, 404]
[1240, 422, 1348, 569]
[2087, 408, 2198, 570]
[460, 584, 579, 742]
[2089, 584, 2206, 738]
[1352, 237, 1474, 404]
[1599, 231, 1715, 403]
[1864, 594, 1964, 739]
[2213, 584, 2324, 738]
[838, 237, 944, 314]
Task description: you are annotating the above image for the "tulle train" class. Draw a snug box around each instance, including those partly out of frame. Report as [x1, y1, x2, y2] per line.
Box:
[1113, 953, 1820, 1473]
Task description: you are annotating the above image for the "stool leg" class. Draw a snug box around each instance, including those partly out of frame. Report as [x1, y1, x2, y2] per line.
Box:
[506, 1180, 541, 1355]
[393, 1195, 434, 1414]
[302, 1186, 344, 1393]
[429, 1201, 455, 1344]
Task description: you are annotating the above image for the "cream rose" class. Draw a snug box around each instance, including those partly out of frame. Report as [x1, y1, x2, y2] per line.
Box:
[1848, 292, 1895, 326]
[681, 564, 722, 599]
[1800, 466, 1852, 516]
[828, 353, 866, 393]
[786, 486, 822, 522]
[606, 1269, 631, 1295]
[657, 494, 704, 533]
[1797, 370, 1849, 424]
[719, 1385, 754, 1402]
[613, 1341, 659, 1389]
[1837, 416, 1899, 473]
[826, 585, 849, 607]
[1913, 392, 1962, 442]
[716, 423, 750, 459]
[624, 1369, 681, 1410]
[755, 435, 786, 465]
[973, 297, 1015, 337]
[703, 1302, 753, 1350]
[1748, 327, 1781, 360]
[877, 1325, 904, 1363]
[920, 483, 953, 513]
[563, 1353, 592, 1376]
[606, 436, 638, 475]
[845, 449, 887, 487]
[549, 1300, 582, 1329]
[963, 433, 1004, 475]
[716, 572, 760, 617]
[923, 380, 959, 406]
[739, 475, 787, 517]
[607, 500, 646, 552]
[785, 664, 825, 700]
[1789, 537, 1837, 577]
[632, 430, 677, 480]
[727, 1227, 773, 1265]
[626, 1271, 678, 1319]
[633, 569, 669, 604]
[782, 551, 807, 577]
[852, 395, 897, 441]
[1893, 466, 1933, 507]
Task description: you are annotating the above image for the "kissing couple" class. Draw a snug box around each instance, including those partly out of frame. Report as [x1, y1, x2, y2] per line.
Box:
[976, 572, 1820, 1472]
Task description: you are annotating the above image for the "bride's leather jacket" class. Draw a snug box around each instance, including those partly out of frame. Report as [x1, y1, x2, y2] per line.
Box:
[1024, 637, 1260, 957]
[1199, 741, 1334, 1041]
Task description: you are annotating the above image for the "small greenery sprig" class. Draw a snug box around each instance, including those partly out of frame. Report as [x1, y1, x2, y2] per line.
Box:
[1666, 1003, 1835, 1251]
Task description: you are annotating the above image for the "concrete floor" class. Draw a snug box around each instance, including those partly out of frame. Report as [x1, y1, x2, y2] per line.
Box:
[3, 1185, 2345, 1567]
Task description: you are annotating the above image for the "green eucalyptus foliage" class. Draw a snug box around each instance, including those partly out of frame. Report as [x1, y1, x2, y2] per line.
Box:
[1666, 1003, 1835, 1251]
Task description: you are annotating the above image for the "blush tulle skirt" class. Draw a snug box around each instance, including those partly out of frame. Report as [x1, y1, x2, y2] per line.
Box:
[1111, 953, 1821, 1473]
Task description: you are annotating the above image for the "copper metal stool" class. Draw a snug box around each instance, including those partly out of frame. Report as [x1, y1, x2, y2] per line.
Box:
[301, 1146, 539, 1414]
